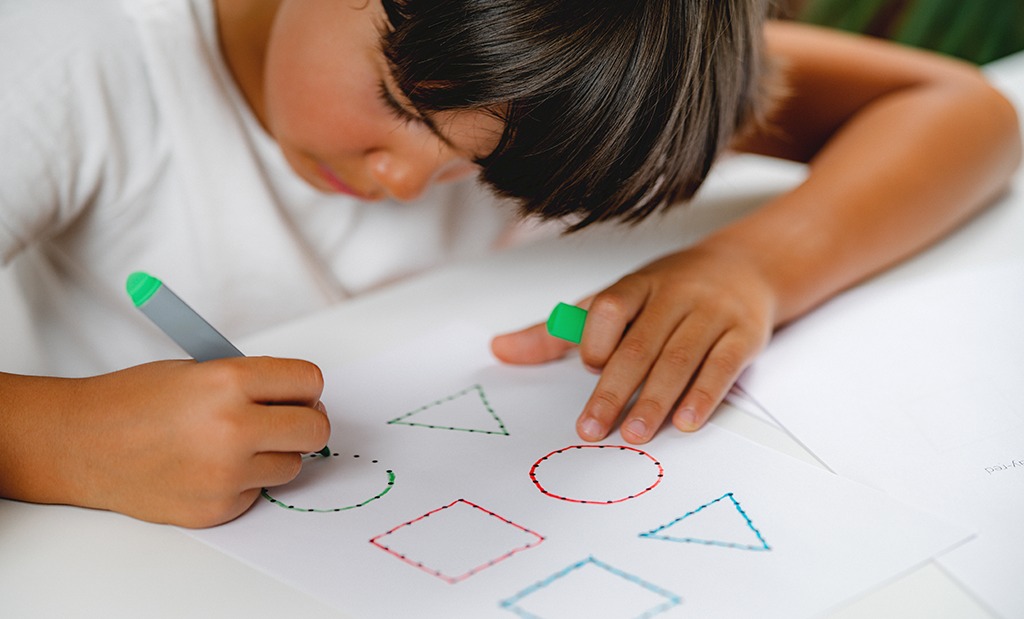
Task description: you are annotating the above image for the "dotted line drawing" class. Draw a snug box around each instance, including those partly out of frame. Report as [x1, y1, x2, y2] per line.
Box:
[370, 499, 544, 584]
[499, 555, 682, 619]
[639, 492, 771, 551]
[529, 445, 664, 504]
[261, 452, 396, 513]
[386, 384, 510, 435]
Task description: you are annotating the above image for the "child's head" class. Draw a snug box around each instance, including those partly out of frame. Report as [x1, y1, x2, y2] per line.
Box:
[382, 0, 772, 229]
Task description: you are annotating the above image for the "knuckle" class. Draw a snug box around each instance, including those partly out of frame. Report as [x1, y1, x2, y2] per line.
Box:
[707, 344, 750, 377]
[199, 459, 241, 497]
[590, 291, 632, 322]
[615, 336, 652, 363]
[578, 347, 608, 369]
[686, 386, 719, 411]
[590, 388, 627, 415]
[198, 411, 244, 453]
[707, 353, 740, 377]
[660, 346, 697, 373]
[632, 396, 670, 420]
[203, 359, 248, 391]
[214, 412, 249, 446]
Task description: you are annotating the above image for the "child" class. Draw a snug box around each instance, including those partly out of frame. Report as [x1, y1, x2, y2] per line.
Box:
[0, 0, 1018, 528]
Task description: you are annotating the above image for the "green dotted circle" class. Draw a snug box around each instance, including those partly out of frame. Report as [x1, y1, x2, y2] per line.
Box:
[261, 452, 396, 513]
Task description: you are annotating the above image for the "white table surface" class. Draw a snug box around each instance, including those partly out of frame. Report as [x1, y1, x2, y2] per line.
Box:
[2, 51, 1022, 619]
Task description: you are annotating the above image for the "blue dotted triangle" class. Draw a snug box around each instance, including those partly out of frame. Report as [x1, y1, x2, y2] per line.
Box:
[639, 492, 770, 551]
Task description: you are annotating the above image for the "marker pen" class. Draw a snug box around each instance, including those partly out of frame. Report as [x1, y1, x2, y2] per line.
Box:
[126, 271, 330, 457]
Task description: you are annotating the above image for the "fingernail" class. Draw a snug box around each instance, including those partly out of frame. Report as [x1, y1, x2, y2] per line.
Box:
[625, 418, 648, 441]
[584, 364, 602, 375]
[579, 417, 605, 441]
[676, 407, 698, 431]
[315, 401, 327, 413]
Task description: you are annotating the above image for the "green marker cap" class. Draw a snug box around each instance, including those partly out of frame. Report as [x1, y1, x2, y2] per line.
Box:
[126, 271, 163, 307]
[546, 302, 588, 344]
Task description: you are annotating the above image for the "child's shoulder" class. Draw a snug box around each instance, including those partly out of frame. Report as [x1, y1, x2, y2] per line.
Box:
[0, 0, 155, 129]
[2, 0, 137, 41]
[1, 0, 143, 78]
[0, 0, 162, 254]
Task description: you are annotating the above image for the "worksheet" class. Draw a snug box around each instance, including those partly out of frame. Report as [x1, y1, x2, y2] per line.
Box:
[741, 262, 1024, 618]
[191, 324, 969, 619]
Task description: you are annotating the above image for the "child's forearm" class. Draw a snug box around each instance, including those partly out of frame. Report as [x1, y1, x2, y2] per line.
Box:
[726, 24, 1021, 326]
[0, 373, 81, 506]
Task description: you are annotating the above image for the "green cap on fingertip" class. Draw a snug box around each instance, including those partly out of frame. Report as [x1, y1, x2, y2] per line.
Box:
[546, 302, 588, 344]
[126, 271, 163, 307]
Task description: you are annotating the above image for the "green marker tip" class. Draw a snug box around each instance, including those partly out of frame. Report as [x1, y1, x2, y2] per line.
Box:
[126, 271, 163, 307]
[546, 302, 588, 344]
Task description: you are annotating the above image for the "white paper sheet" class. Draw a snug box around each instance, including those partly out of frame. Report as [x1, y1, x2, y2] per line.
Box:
[741, 262, 1024, 618]
[190, 324, 969, 618]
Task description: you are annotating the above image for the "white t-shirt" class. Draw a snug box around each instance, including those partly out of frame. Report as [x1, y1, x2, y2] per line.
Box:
[0, 0, 522, 376]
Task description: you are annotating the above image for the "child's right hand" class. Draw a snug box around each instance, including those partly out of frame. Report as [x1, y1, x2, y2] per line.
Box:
[0, 357, 330, 528]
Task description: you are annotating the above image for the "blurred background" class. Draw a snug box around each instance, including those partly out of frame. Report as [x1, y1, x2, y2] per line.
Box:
[781, 0, 1024, 65]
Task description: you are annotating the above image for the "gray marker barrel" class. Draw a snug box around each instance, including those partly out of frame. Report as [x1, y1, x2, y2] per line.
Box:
[126, 271, 242, 362]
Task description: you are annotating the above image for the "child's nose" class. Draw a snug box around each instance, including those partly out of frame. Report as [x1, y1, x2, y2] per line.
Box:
[366, 148, 453, 202]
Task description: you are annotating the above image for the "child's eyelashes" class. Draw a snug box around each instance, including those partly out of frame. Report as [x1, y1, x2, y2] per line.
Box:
[375, 79, 463, 155]
[377, 80, 424, 127]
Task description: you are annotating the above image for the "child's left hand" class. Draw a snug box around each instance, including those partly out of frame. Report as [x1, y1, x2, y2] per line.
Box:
[493, 20, 1022, 445]
[492, 242, 778, 444]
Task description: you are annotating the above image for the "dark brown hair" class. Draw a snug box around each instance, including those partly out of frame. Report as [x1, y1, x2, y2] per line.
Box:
[381, 0, 771, 230]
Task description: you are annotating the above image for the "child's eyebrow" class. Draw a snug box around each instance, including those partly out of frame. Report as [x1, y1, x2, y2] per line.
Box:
[379, 80, 459, 152]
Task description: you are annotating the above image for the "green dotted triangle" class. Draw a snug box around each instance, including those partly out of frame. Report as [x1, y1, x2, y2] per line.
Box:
[386, 384, 509, 436]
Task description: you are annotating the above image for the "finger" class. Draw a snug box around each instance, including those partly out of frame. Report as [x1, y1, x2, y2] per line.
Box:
[619, 313, 727, 444]
[673, 331, 759, 432]
[246, 452, 305, 489]
[578, 286, 646, 371]
[206, 357, 325, 406]
[491, 322, 576, 365]
[575, 302, 686, 441]
[247, 403, 332, 454]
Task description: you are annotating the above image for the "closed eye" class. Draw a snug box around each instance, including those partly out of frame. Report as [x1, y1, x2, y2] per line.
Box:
[377, 80, 424, 127]
[376, 79, 461, 152]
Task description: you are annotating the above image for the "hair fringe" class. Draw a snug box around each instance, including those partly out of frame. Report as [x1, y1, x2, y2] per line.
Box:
[382, 0, 773, 231]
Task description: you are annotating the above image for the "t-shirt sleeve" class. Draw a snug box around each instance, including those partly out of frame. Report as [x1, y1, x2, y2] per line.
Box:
[0, 1, 155, 266]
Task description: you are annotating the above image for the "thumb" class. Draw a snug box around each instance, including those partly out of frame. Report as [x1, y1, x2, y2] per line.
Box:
[491, 322, 576, 365]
